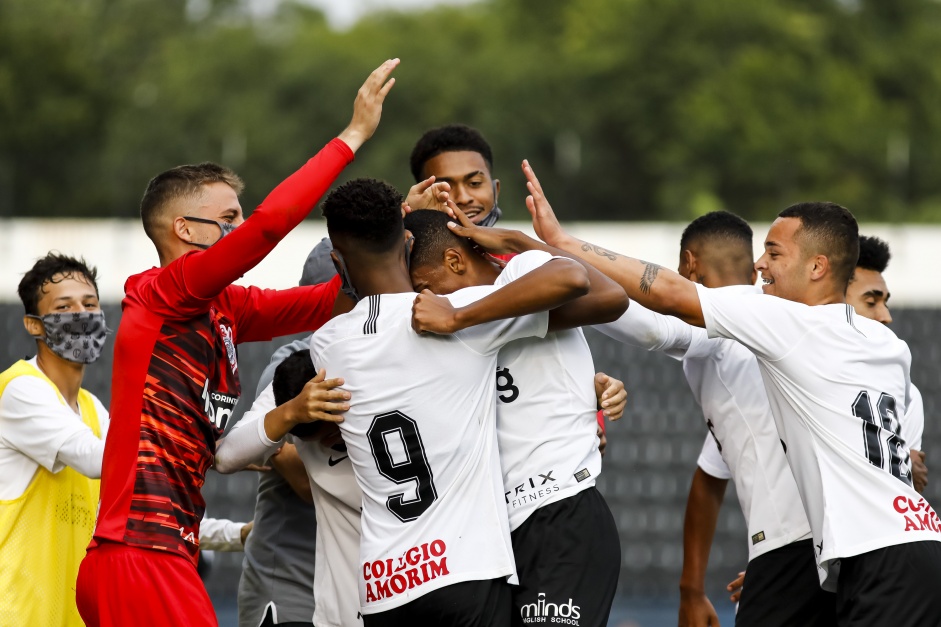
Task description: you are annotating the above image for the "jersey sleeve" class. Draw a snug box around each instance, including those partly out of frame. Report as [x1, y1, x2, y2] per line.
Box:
[214, 381, 280, 473]
[697, 433, 732, 480]
[0, 376, 99, 473]
[198, 517, 245, 551]
[227, 276, 341, 344]
[695, 284, 802, 361]
[595, 301, 707, 360]
[143, 138, 354, 316]
[447, 285, 550, 356]
[901, 383, 925, 451]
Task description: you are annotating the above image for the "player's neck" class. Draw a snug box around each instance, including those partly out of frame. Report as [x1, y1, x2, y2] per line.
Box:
[353, 264, 416, 298]
[35, 346, 85, 412]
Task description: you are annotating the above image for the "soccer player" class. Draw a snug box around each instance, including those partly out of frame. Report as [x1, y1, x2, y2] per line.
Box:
[403, 208, 623, 627]
[464, 161, 941, 625]
[309, 176, 620, 625]
[846, 235, 927, 492]
[75, 59, 399, 627]
[409, 124, 503, 226]
[0, 253, 109, 627]
[591, 212, 833, 626]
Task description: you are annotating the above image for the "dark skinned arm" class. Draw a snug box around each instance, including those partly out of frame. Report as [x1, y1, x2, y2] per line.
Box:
[411, 256, 590, 334]
[268, 443, 314, 505]
[515, 159, 705, 327]
[679, 467, 728, 627]
[443, 206, 628, 332]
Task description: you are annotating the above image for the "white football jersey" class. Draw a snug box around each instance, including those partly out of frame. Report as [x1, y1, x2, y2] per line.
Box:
[903, 384, 925, 451]
[295, 437, 363, 627]
[597, 293, 811, 562]
[310, 283, 548, 614]
[492, 251, 602, 530]
[696, 284, 941, 589]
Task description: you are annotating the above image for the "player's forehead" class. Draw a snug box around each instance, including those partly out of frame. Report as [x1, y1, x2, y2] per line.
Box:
[848, 267, 890, 296]
[421, 150, 491, 181]
[186, 182, 243, 219]
[37, 274, 99, 310]
[764, 217, 801, 249]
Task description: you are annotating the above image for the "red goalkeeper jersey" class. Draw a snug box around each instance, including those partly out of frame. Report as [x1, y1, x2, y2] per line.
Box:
[92, 138, 352, 563]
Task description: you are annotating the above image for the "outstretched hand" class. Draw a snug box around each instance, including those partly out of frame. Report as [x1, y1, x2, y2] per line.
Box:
[595, 372, 627, 420]
[403, 176, 456, 217]
[523, 159, 570, 248]
[338, 58, 399, 153]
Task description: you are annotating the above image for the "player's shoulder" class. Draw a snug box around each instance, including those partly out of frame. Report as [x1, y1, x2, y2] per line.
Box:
[311, 292, 416, 350]
[122, 266, 161, 297]
[496, 249, 557, 286]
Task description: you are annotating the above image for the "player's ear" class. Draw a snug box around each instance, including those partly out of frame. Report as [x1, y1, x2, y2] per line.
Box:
[443, 247, 466, 275]
[809, 254, 829, 282]
[173, 215, 193, 244]
[679, 249, 696, 281]
[23, 315, 44, 338]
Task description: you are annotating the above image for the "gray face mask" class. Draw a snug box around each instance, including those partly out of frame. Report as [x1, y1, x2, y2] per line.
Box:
[184, 216, 238, 249]
[28, 311, 109, 364]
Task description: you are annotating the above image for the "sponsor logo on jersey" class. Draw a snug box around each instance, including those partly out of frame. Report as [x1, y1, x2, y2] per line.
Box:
[574, 468, 591, 483]
[751, 530, 766, 545]
[362, 539, 450, 603]
[520, 592, 582, 624]
[179, 526, 198, 546]
[218, 322, 238, 374]
[893, 495, 941, 533]
[505, 470, 560, 508]
[328, 455, 349, 467]
[496, 367, 519, 403]
[202, 378, 238, 431]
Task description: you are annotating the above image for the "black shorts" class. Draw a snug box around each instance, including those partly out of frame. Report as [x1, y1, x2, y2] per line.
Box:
[835, 540, 941, 627]
[510, 487, 620, 627]
[362, 577, 511, 627]
[735, 539, 836, 627]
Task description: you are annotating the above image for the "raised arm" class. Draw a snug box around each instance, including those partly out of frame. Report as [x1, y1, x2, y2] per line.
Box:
[520, 160, 705, 327]
[179, 59, 399, 300]
[441, 207, 629, 332]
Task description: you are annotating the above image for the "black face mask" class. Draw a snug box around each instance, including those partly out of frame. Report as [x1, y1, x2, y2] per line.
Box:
[332, 236, 415, 304]
[184, 216, 238, 249]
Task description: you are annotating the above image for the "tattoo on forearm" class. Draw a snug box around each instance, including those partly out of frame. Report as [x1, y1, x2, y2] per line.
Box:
[639, 260, 662, 295]
[581, 242, 620, 261]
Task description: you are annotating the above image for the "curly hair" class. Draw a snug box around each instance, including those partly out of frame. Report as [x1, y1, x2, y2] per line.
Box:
[321, 178, 404, 253]
[856, 235, 891, 273]
[17, 252, 99, 316]
[409, 124, 494, 182]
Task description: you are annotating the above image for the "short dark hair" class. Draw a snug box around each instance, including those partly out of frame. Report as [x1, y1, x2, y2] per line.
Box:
[856, 235, 891, 274]
[322, 178, 404, 253]
[680, 210, 753, 251]
[409, 124, 494, 182]
[272, 349, 321, 438]
[140, 163, 244, 242]
[403, 210, 474, 269]
[777, 202, 859, 287]
[17, 253, 99, 316]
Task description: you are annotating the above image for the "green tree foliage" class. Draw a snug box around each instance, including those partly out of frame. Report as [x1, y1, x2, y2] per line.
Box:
[4, 0, 941, 221]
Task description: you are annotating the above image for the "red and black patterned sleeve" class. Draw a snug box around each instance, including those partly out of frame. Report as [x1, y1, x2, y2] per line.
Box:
[150, 138, 354, 314]
[226, 274, 343, 344]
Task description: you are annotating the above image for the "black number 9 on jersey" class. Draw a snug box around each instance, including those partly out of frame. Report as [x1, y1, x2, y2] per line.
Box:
[367, 411, 438, 522]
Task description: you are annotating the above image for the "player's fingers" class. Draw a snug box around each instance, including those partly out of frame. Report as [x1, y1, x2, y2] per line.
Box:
[522, 159, 546, 198]
[368, 58, 400, 90]
[311, 409, 346, 423]
[377, 76, 397, 100]
[313, 389, 352, 404]
[447, 221, 470, 237]
[310, 369, 326, 383]
[314, 376, 346, 389]
[415, 175, 436, 194]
